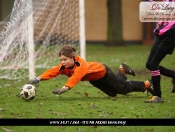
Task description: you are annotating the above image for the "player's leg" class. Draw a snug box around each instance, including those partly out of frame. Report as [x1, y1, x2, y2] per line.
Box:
[116, 68, 127, 81]
[115, 63, 136, 81]
[89, 80, 117, 97]
[116, 64, 153, 95]
[158, 29, 175, 93]
[145, 35, 164, 103]
[89, 65, 124, 97]
[158, 66, 175, 79]
[119, 63, 136, 76]
[159, 66, 175, 93]
[172, 79, 175, 93]
[145, 34, 160, 71]
[146, 30, 175, 95]
[117, 80, 154, 95]
[104, 65, 130, 95]
[90, 65, 153, 96]
[145, 49, 167, 103]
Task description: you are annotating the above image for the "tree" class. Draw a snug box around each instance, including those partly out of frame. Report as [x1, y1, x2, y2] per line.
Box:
[106, 0, 124, 46]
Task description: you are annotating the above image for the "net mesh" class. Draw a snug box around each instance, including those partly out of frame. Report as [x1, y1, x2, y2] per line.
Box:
[0, 0, 80, 81]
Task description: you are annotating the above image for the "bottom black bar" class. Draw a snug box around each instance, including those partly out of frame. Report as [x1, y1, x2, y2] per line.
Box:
[0, 119, 175, 126]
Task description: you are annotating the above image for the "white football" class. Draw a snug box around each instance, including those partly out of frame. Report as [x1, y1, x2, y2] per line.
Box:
[20, 84, 36, 100]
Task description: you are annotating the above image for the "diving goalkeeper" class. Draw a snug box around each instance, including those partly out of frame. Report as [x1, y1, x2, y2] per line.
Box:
[28, 45, 154, 97]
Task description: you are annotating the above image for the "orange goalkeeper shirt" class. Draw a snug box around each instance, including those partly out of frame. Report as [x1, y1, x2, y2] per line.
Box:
[39, 56, 106, 88]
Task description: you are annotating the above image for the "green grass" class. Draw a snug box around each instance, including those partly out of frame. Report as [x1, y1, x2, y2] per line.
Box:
[1, 44, 175, 132]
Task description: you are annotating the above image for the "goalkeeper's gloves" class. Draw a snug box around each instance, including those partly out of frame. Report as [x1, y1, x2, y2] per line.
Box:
[28, 77, 41, 87]
[52, 86, 70, 95]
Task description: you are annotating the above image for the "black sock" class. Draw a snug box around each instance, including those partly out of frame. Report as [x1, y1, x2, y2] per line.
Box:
[152, 76, 161, 98]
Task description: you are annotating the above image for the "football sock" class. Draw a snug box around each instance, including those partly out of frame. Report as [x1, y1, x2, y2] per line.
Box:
[151, 70, 161, 98]
[144, 81, 150, 89]
[119, 67, 125, 74]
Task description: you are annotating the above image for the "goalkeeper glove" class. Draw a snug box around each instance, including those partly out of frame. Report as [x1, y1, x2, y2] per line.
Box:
[28, 77, 41, 87]
[52, 86, 70, 94]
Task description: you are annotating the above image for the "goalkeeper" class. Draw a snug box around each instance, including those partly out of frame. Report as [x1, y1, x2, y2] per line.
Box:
[28, 45, 154, 97]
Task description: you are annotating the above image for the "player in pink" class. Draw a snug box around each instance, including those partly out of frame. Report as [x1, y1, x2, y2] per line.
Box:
[144, 0, 175, 102]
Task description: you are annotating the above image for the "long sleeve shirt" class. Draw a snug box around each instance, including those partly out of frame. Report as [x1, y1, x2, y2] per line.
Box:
[39, 56, 106, 88]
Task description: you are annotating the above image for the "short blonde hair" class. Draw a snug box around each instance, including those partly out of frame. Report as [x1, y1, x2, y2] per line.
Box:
[59, 44, 77, 58]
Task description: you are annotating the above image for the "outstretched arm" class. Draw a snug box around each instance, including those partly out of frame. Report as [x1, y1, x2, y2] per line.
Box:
[28, 64, 61, 86]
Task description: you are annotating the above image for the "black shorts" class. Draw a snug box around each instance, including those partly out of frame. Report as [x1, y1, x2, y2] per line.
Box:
[89, 65, 128, 97]
[153, 29, 175, 54]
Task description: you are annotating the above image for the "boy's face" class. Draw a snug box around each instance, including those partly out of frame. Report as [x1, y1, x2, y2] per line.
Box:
[59, 55, 74, 68]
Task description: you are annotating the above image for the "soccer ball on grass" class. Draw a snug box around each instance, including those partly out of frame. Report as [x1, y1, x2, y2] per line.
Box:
[20, 84, 36, 100]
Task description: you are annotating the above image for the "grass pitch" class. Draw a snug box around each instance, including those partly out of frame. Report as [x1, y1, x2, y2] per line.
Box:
[0, 44, 175, 132]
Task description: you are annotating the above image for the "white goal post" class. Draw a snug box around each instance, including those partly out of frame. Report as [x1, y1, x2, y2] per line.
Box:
[79, 0, 86, 60]
[27, 0, 35, 79]
[27, 0, 86, 79]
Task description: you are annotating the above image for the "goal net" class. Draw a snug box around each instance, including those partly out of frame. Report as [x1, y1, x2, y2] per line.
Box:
[0, 0, 85, 83]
